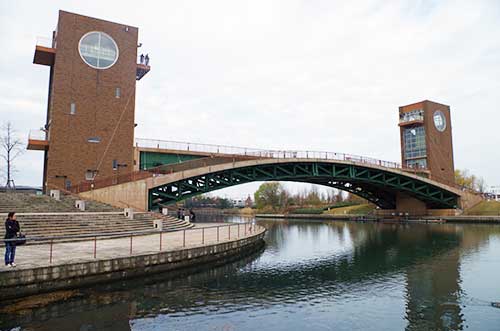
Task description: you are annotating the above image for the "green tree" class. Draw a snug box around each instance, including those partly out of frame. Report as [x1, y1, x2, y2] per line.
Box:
[254, 182, 284, 210]
[455, 169, 485, 192]
[304, 185, 322, 206]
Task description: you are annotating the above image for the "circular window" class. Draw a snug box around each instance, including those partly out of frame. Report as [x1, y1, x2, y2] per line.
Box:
[433, 110, 446, 132]
[78, 31, 119, 69]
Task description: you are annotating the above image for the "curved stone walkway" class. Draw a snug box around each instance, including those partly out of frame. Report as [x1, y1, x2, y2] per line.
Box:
[1, 223, 260, 272]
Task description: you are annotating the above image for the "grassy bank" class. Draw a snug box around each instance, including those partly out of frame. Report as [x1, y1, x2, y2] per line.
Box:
[464, 201, 500, 216]
[323, 203, 375, 215]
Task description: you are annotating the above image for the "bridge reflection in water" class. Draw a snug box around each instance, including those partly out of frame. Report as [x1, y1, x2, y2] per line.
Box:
[1, 218, 499, 331]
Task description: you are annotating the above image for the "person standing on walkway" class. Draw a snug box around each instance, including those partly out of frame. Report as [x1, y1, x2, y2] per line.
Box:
[4, 212, 20, 267]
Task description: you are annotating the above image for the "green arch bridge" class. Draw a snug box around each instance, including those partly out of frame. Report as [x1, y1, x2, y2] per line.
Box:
[74, 140, 479, 214]
[144, 157, 462, 212]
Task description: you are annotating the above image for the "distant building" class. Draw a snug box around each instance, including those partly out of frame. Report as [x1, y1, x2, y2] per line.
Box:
[231, 198, 246, 208]
[486, 186, 500, 201]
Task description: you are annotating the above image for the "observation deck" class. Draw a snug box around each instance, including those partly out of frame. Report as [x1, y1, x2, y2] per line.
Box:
[33, 36, 55, 66]
[136, 63, 150, 80]
[27, 129, 49, 151]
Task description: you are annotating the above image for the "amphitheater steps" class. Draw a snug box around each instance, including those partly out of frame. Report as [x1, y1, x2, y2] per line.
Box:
[0, 212, 193, 243]
[0, 192, 121, 213]
[0, 192, 192, 243]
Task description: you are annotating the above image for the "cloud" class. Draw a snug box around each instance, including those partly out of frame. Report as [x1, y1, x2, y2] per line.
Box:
[1, 0, 499, 195]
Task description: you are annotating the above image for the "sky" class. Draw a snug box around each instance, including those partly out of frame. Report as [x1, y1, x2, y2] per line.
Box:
[0, 0, 499, 198]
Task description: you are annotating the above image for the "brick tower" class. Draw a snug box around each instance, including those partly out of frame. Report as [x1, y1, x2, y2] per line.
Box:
[399, 100, 455, 185]
[29, 10, 150, 192]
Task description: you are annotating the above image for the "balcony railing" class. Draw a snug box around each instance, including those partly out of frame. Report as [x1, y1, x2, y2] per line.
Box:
[29, 129, 48, 140]
[36, 36, 55, 48]
[399, 109, 424, 125]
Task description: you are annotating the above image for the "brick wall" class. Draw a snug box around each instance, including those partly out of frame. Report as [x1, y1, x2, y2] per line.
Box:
[45, 11, 138, 190]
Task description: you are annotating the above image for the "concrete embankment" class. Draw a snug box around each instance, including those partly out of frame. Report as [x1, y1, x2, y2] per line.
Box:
[0, 227, 266, 300]
[256, 214, 374, 221]
[256, 214, 500, 224]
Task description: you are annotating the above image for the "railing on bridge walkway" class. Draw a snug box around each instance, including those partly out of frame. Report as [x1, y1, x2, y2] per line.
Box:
[4, 222, 263, 265]
[70, 138, 431, 193]
[135, 138, 403, 169]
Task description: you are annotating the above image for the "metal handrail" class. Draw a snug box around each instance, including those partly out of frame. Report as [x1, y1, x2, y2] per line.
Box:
[35, 36, 54, 48]
[3, 222, 259, 243]
[4, 222, 264, 264]
[28, 129, 47, 141]
[70, 138, 479, 193]
[135, 137, 403, 169]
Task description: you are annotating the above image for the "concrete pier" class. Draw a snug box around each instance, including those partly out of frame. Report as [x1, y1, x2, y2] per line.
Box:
[0, 223, 266, 300]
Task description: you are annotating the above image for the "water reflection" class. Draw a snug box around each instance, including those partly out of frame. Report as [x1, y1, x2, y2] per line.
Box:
[1, 218, 500, 331]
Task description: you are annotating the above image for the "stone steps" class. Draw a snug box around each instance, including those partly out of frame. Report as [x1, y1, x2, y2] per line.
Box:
[0, 192, 121, 213]
[0, 192, 192, 243]
[0, 212, 192, 242]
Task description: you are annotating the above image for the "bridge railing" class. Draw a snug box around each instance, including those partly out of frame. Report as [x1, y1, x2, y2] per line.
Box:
[135, 138, 403, 169]
[70, 139, 423, 193]
[73, 138, 459, 194]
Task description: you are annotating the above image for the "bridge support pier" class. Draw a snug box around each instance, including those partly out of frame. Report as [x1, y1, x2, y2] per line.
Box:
[395, 192, 428, 216]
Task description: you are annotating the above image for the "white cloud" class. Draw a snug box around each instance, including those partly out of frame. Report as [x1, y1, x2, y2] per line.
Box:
[1, 0, 499, 195]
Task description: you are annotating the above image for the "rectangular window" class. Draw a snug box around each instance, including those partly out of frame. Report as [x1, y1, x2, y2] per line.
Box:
[115, 87, 121, 98]
[406, 158, 427, 169]
[85, 170, 97, 181]
[70, 102, 76, 115]
[403, 126, 426, 160]
[112, 159, 118, 170]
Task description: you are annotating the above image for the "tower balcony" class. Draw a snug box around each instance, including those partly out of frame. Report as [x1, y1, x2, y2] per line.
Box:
[399, 110, 424, 127]
[136, 63, 150, 80]
[398, 118, 424, 127]
[27, 129, 49, 151]
[33, 36, 56, 66]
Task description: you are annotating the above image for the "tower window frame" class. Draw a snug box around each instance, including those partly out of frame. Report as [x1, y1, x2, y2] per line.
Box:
[78, 31, 119, 70]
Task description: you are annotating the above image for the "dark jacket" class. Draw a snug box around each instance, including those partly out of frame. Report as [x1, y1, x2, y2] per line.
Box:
[4, 219, 20, 239]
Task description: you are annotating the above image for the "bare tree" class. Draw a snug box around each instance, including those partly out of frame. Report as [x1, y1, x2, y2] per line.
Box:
[1, 122, 24, 189]
[476, 177, 486, 193]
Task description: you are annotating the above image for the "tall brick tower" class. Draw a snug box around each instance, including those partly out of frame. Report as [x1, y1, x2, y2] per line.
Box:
[29, 10, 150, 192]
[398, 100, 455, 185]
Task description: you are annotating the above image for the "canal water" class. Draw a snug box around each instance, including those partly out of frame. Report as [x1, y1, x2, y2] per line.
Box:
[1, 216, 500, 331]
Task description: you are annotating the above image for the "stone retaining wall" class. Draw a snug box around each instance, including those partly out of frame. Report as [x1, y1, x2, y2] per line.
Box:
[256, 214, 500, 223]
[0, 229, 266, 300]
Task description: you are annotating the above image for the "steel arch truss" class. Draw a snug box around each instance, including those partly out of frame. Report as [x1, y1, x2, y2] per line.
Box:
[148, 162, 459, 210]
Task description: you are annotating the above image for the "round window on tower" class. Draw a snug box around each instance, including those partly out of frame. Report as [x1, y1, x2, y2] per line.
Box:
[433, 110, 446, 132]
[78, 31, 119, 69]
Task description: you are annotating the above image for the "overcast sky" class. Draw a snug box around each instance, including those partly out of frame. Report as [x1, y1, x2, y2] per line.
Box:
[1, 0, 499, 197]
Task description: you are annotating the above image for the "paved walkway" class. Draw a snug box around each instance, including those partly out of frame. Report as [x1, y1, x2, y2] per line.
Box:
[1, 223, 261, 272]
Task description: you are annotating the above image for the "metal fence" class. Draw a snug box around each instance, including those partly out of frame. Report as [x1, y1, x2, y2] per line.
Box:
[4, 222, 264, 265]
